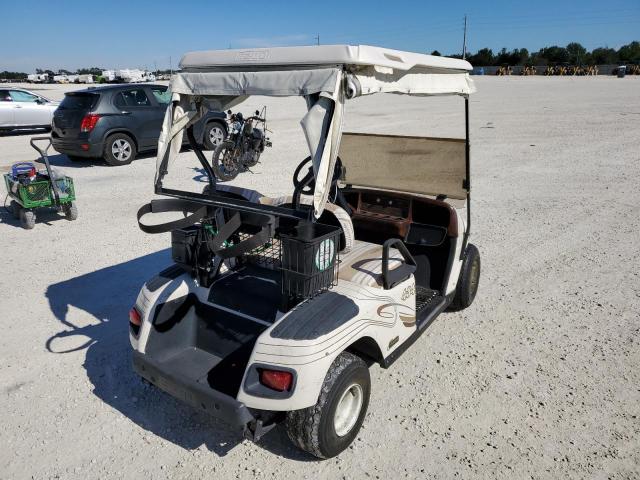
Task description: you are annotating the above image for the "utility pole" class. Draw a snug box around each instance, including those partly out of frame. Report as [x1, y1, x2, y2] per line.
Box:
[462, 14, 467, 59]
[169, 56, 172, 75]
[315, 34, 320, 46]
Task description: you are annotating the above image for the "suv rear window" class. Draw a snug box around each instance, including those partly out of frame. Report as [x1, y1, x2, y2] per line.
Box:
[59, 93, 98, 110]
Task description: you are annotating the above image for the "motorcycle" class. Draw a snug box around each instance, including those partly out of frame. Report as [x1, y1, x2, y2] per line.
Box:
[211, 107, 272, 181]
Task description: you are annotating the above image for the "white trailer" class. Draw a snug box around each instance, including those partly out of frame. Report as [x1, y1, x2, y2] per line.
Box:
[27, 73, 48, 83]
[77, 74, 94, 84]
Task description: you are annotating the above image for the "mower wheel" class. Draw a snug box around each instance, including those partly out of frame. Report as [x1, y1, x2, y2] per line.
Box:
[20, 209, 36, 229]
[10, 200, 21, 219]
[63, 202, 78, 221]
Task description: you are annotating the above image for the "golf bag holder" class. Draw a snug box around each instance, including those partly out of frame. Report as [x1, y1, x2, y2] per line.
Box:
[137, 199, 340, 301]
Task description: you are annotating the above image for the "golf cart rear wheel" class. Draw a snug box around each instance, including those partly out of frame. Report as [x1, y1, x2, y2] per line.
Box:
[19, 209, 35, 229]
[10, 200, 20, 219]
[202, 121, 226, 150]
[63, 202, 78, 221]
[449, 243, 481, 311]
[285, 352, 370, 459]
[104, 133, 136, 166]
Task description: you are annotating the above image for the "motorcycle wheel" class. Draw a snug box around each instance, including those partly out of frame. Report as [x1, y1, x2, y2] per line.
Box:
[212, 141, 241, 181]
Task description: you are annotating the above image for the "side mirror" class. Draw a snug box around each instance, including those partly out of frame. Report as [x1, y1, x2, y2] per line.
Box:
[35, 98, 45, 104]
[255, 110, 260, 116]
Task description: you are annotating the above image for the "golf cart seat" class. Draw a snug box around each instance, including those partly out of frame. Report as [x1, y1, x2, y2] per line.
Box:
[213, 185, 265, 203]
[338, 240, 406, 289]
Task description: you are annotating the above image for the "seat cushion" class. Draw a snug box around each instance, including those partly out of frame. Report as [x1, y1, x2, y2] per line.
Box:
[338, 240, 404, 288]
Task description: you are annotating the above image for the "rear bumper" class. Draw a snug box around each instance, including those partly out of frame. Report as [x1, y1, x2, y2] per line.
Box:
[51, 138, 103, 158]
[132, 351, 255, 428]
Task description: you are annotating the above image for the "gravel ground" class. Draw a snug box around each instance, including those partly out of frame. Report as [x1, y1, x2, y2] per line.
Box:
[0, 77, 639, 479]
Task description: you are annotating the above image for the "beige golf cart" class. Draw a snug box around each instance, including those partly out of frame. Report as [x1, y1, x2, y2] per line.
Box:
[132, 44, 479, 458]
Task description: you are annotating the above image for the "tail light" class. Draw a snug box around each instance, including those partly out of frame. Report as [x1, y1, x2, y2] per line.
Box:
[129, 306, 142, 335]
[80, 113, 101, 132]
[259, 369, 293, 392]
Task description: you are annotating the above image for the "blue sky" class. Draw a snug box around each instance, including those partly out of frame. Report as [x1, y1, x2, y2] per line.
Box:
[3, 0, 639, 72]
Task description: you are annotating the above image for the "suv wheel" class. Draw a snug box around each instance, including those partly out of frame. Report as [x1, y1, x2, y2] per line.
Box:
[104, 133, 136, 166]
[203, 122, 226, 150]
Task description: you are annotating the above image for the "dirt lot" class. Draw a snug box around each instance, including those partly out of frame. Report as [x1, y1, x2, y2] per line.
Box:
[0, 77, 639, 479]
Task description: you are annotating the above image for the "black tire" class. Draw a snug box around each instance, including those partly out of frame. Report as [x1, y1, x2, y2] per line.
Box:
[103, 133, 136, 166]
[212, 140, 240, 181]
[67, 155, 86, 162]
[19, 209, 36, 229]
[202, 121, 226, 150]
[9, 200, 21, 219]
[449, 243, 481, 311]
[63, 202, 78, 220]
[286, 352, 370, 459]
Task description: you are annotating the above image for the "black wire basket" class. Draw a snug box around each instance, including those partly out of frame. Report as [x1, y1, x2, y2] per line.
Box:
[279, 222, 341, 302]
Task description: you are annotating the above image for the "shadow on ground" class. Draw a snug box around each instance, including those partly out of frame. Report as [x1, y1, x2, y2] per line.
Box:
[0, 127, 50, 137]
[35, 151, 157, 168]
[44, 249, 313, 460]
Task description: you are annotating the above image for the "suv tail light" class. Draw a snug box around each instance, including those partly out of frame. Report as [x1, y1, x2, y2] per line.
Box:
[80, 113, 101, 132]
[129, 306, 142, 336]
[259, 369, 293, 392]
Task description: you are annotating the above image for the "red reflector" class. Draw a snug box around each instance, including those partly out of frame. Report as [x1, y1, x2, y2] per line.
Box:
[129, 307, 142, 326]
[80, 144, 90, 151]
[260, 369, 293, 392]
[80, 113, 101, 132]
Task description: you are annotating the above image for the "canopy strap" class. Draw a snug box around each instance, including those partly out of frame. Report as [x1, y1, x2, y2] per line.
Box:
[137, 199, 208, 234]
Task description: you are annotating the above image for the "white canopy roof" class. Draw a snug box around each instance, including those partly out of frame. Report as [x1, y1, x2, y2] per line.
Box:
[180, 44, 472, 74]
[158, 45, 475, 218]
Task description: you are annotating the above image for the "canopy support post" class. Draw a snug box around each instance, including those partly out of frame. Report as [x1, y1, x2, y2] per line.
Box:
[461, 96, 471, 259]
[187, 125, 216, 194]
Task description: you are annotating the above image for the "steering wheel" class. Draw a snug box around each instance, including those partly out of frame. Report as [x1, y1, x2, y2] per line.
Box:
[293, 156, 315, 195]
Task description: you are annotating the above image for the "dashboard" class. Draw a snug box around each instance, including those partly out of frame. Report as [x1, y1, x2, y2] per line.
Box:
[342, 188, 458, 246]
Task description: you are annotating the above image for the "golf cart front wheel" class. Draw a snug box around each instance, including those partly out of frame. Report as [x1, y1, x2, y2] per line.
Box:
[63, 202, 78, 221]
[19, 209, 36, 229]
[449, 243, 481, 311]
[285, 352, 370, 459]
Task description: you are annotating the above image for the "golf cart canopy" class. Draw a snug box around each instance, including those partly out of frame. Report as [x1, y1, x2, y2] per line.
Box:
[156, 45, 475, 217]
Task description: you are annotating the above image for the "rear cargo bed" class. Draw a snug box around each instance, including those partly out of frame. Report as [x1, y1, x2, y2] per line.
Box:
[144, 265, 281, 397]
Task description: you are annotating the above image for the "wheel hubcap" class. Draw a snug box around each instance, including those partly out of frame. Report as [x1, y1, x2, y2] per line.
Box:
[209, 126, 225, 147]
[111, 139, 131, 161]
[333, 383, 363, 437]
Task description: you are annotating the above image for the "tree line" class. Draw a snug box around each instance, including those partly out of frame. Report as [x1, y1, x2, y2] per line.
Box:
[1, 42, 638, 79]
[433, 41, 640, 66]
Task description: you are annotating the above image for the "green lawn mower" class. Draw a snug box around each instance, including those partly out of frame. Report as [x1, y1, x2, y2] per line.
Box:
[4, 137, 77, 229]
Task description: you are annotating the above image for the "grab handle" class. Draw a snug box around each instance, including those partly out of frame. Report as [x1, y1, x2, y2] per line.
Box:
[30, 136, 52, 157]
